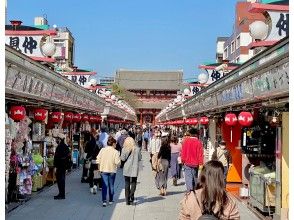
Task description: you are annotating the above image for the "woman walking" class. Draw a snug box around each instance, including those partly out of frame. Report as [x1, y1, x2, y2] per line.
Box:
[155, 137, 171, 196]
[87, 130, 102, 194]
[121, 137, 142, 205]
[170, 135, 182, 186]
[179, 160, 240, 219]
[96, 136, 120, 207]
[53, 134, 70, 200]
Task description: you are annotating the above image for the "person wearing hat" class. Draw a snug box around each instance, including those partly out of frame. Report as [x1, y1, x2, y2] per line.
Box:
[211, 140, 232, 187]
[54, 133, 71, 199]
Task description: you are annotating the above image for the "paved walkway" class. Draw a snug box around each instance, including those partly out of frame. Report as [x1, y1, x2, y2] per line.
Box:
[7, 151, 259, 220]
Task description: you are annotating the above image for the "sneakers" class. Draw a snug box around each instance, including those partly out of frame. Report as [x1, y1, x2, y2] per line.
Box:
[102, 202, 107, 207]
[109, 201, 113, 205]
[90, 188, 94, 194]
[93, 186, 97, 194]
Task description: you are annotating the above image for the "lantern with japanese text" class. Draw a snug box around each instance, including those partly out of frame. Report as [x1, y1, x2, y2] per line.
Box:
[73, 113, 82, 123]
[34, 108, 47, 122]
[51, 112, 63, 123]
[64, 112, 73, 122]
[200, 116, 209, 138]
[82, 114, 89, 122]
[200, 116, 209, 125]
[238, 111, 253, 127]
[10, 106, 26, 122]
[89, 115, 96, 123]
[225, 113, 238, 142]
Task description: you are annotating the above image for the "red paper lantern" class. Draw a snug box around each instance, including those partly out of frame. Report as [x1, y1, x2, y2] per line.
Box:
[51, 112, 63, 123]
[89, 115, 96, 123]
[10, 106, 26, 121]
[64, 112, 73, 122]
[200, 116, 209, 125]
[34, 108, 47, 122]
[73, 113, 82, 122]
[82, 114, 89, 122]
[238, 111, 253, 127]
[225, 113, 238, 126]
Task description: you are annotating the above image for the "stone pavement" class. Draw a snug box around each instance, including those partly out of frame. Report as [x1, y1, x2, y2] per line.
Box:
[7, 151, 260, 220]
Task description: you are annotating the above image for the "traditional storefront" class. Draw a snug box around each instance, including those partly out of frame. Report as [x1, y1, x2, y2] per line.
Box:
[157, 37, 288, 218]
[5, 45, 136, 205]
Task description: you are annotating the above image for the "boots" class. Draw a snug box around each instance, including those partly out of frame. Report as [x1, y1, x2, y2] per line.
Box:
[163, 188, 167, 196]
[160, 188, 164, 196]
[173, 177, 177, 186]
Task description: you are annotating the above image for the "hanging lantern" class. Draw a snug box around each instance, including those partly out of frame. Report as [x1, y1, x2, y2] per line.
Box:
[225, 113, 238, 126]
[34, 108, 47, 122]
[238, 111, 253, 127]
[51, 112, 63, 123]
[89, 115, 96, 123]
[10, 106, 26, 122]
[82, 114, 89, 122]
[73, 113, 82, 122]
[200, 116, 209, 125]
[225, 113, 238, 143]
[64, 112, 74, 122]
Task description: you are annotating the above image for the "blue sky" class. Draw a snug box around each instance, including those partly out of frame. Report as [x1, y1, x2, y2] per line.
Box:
[7, 0, 238, 80]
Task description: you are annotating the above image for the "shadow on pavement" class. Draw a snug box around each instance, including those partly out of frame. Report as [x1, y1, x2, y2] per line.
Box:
[135, 196, 165, 205]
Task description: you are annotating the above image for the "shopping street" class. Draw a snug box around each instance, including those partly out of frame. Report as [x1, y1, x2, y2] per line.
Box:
[6, 151, 260, 220]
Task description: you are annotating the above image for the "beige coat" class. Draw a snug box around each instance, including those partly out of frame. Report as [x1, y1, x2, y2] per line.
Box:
[179, 189, 240, 220]
[96, 146, 120, 173]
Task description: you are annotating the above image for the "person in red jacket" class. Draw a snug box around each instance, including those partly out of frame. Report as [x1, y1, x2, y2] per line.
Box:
[181, 128, 204, 191]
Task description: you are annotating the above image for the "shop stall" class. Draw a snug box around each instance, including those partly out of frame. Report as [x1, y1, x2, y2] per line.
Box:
[157, 37, 289, 217]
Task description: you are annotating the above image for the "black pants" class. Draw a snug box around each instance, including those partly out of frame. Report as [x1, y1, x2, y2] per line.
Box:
[56, 168, 66, 197]
[124, 176, 137, 202]
[88, 163, 102, 188]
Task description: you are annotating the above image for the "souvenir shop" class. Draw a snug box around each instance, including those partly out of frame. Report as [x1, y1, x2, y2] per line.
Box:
[158, 37, 289, 218]
[5, 46, 135, 206]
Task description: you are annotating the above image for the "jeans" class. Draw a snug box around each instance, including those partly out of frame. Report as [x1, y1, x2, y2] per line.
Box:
[56, 168, 66, 196]
[101, 172, 116, 202]
[124, 176, 137, 203]
[184, 165, 199, 191]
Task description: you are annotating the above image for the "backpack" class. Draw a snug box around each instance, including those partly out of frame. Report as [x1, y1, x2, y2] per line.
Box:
[195, 193, 219, 220]
[198, 214, 219, 220]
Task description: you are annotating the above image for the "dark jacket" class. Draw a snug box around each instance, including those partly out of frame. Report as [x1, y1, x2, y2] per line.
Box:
[158, 146, 171, 163]
[86, 137, 99, 160]
[54, 141, 70, 169]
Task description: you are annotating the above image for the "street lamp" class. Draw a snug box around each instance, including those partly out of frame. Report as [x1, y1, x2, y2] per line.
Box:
[249, 21, 269, 40]
[184, 88, 190, 96]
[198, 72, 209, 84]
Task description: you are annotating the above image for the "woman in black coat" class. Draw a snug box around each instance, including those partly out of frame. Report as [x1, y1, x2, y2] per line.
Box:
[54, 134, 70, 200]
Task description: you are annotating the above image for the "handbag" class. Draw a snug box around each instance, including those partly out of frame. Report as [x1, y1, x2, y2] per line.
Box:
[156, 158, 163, 172]
[120, 150, 132, 168]
[85, 160, 91, 169]
[94, 170, 101, 179]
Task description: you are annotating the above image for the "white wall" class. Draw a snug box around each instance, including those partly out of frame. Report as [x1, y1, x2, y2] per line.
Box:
[240, 32, 253, 47]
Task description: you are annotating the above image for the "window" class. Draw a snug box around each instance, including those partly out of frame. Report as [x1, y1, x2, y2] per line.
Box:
[224, 47, 228, 59]
[236, 57, 240, 63]
[231, 41, 235, 53]
[236, 35, 240, 48]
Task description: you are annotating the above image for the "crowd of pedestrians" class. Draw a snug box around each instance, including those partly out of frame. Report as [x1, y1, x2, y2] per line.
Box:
[53, 125, 240, 219]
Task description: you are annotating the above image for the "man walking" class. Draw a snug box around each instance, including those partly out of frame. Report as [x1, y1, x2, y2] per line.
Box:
[181, 128, 204, 191]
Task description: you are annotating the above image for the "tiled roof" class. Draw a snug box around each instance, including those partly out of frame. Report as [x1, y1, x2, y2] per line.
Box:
[115, 70, 183, 91]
